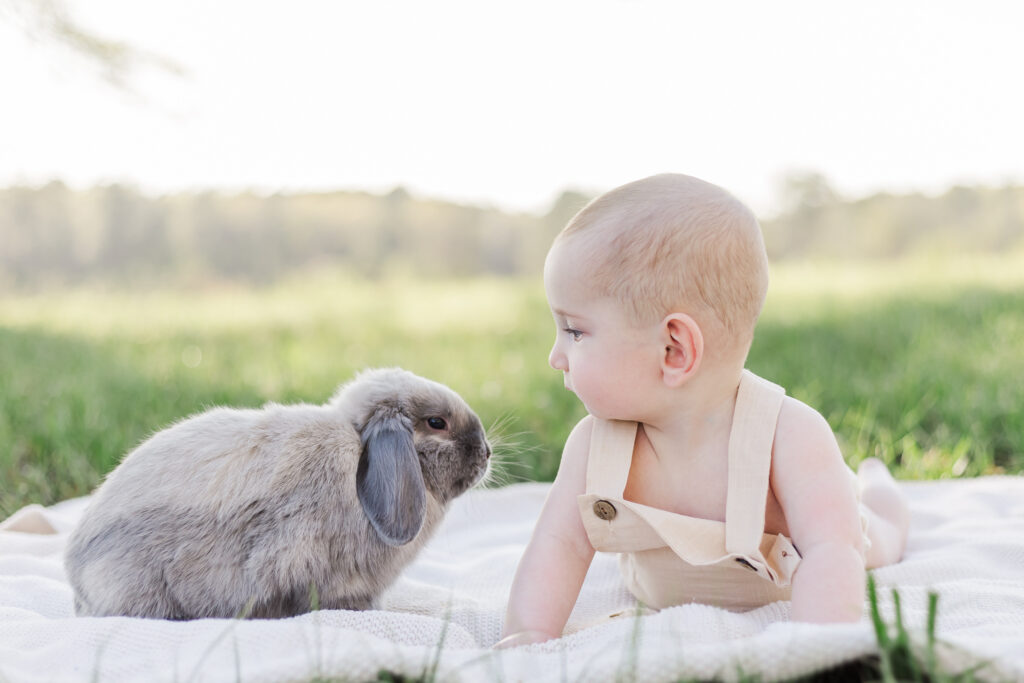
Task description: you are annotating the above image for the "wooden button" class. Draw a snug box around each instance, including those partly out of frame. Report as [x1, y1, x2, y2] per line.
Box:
[593, 500, 617, 521]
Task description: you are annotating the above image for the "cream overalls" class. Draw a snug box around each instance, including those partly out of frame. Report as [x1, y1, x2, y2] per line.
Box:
[577, 370, 801, 611]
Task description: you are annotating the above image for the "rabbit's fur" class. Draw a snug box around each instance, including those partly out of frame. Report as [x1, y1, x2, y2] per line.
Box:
[64, 368, 491, 619]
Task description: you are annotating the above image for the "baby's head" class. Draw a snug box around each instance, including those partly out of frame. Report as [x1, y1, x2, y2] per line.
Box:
[549, 173, 769, 362]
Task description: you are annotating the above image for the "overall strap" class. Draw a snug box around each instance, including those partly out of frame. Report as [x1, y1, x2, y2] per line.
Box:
[724, 370, 786, 556]
[586, 418, 638, 497]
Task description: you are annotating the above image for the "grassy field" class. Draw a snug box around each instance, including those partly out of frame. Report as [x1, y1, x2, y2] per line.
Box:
[2, 253, 1024, 517]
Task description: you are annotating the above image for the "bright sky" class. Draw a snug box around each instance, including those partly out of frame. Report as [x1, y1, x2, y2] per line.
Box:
[2, 0, 1023, 216]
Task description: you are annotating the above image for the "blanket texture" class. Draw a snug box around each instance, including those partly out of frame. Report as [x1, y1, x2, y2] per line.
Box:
[1, 478, 1023, 682]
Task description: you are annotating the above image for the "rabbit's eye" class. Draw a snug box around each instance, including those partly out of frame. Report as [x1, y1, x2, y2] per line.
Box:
[427, 417, 448, 430]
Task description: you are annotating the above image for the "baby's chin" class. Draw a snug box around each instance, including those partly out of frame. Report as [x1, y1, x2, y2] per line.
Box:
[565, 384, 617, 421]
[578, 397, 633, 423]
[578, 398, 608, 420]
[565, 386, 597, 416]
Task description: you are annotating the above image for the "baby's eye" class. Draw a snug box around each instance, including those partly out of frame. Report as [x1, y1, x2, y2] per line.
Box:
[563, 327, 583, 342]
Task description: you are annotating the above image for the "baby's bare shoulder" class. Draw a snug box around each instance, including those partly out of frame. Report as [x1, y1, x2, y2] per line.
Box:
[773, 396, 841, 464]
[771, 396, 851, 493]
[556, 414, 596, 482]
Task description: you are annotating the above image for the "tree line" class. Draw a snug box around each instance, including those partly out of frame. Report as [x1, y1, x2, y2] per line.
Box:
[2, 175, 1022, 289]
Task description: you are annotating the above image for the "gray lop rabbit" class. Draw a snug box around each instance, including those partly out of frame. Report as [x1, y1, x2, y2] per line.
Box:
[64, 368, 491, 619]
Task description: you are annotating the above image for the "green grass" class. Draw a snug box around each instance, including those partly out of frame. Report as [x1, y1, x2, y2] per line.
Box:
[2, 253, 1024, 516]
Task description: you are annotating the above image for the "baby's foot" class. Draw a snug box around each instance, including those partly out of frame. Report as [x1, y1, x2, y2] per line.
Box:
[858, 457, 910, 540]
[858, 456, 893, 480]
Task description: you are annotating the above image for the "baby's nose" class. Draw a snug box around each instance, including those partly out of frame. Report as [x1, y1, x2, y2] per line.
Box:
[548, 345, 567, 371]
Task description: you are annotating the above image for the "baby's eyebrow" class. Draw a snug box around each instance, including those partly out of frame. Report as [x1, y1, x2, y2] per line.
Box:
[550, 307, 579, 320]
[551, 308, 590, 325]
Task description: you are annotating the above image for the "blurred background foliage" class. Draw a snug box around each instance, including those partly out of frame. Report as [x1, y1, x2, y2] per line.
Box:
[3, 174, 1023, 290]
[0, 0, 186, 87]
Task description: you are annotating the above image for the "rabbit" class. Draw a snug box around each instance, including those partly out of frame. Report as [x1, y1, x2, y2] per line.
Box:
[64, 367, 491, 620]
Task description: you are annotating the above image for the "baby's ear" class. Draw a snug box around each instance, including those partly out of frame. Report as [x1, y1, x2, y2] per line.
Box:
[661, 313, 703, 387]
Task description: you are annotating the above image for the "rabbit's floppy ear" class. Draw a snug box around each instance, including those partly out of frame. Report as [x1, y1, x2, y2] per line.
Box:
[356, 406, 426, 546]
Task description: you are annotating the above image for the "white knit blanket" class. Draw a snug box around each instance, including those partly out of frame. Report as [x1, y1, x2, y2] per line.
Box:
[2, 478, 1023, 682]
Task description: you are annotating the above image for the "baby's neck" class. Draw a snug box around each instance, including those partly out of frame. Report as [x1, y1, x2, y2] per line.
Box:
[641, 363, 744, 463]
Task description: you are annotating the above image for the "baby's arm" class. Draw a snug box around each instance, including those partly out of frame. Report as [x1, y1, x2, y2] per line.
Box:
[499, 416, 596, 646]
[771, 399, 866, 623]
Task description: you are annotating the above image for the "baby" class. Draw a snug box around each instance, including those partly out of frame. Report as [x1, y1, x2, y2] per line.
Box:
[500, 173, 909, 646]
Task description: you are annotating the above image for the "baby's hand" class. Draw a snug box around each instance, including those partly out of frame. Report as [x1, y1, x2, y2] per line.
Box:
[493, 629, 556, 649]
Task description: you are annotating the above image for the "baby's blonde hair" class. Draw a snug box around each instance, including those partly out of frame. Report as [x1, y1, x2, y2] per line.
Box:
[556, 173, 769, 354]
